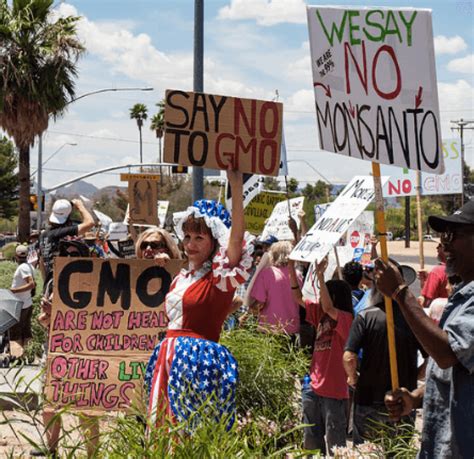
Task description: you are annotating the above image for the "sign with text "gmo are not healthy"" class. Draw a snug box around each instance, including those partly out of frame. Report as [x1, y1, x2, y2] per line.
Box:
[290, 176, 388, 263]
[307, 7, 444, 174]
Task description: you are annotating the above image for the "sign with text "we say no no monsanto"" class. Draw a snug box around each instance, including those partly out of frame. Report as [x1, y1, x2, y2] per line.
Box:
[307, 7, 444, 174]
[163, 90, 283, 176]
[45, 258, 183, 414]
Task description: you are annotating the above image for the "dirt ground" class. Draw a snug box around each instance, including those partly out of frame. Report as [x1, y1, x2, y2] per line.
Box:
[0, 240, 435, 458]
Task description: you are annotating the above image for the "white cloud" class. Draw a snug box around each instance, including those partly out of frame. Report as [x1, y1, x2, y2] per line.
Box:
[286, 54, 312, 85]
[434, 35, 468, 55]
[447, 54, 474, 74]
[218, 0, 306, 26]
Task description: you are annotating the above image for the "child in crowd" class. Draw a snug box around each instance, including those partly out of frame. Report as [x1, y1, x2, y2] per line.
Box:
[289, 257, 353, 455]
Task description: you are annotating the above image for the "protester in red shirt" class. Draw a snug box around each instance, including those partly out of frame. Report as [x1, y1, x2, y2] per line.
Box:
[418, 243, 448, 308]
[289, 257, 353, 455]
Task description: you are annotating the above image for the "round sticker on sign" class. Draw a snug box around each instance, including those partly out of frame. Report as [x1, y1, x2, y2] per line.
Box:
[350, 231, 360, 248]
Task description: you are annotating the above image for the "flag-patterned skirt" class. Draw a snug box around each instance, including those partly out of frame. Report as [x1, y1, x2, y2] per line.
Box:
[145, 332, 238, 428]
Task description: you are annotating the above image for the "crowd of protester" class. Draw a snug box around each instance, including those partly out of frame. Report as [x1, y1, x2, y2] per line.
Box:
[8, 190, 474, 457]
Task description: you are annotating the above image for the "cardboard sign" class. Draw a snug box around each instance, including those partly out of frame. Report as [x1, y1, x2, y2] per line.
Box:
[163, 90, 283, 176]
[291, 176, 387, 262]
[118, 239, 136, 259]
[382, 139, 463, 197]
[45, 258, 183, 413]
[261, 197, 305, 241]
[120, 173, 161, 182]
[307, 7, 444, 174]
[244, 191, 286, 235]
[128, 179, 158, 225]
[314, 203, 330, 222]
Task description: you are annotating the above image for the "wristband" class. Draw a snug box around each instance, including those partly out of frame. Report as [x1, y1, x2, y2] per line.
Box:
[392, 284, 408, 301]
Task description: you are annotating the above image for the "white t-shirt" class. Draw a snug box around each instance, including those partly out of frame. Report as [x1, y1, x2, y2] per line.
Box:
[11, 262, 35, 309]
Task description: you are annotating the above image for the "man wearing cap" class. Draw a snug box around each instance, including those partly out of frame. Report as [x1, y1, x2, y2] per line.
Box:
[9, 245, 36, 357]
[342, 260, 426, 444]
[39, 198, 94, 284]
[379, 200, 474, 458]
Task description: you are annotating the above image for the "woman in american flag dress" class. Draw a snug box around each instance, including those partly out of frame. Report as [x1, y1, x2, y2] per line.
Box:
[145, 170, 253, 427]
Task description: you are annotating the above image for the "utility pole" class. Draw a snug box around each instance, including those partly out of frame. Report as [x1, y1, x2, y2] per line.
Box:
[192, 0, 204, 201]
[451, 119, 474, 205]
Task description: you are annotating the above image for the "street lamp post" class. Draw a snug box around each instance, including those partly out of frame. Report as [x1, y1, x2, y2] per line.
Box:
[36, 86, 154, 230]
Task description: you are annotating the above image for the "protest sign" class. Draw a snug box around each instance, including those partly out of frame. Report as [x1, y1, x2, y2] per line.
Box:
[128, 178, 158, 225]
[108, 223, 129, 241]
[291, 176, 387, 262]
[307, 7, 444, 174]
[244, 191, 286, 235]
[158, 201, 169, 228]
[118, 240, 136, 259]
[45, 258, 183, 413]
[382, 139, 463, 197]
[163, 90, 283, 176]
[121, 173, 161, 182]
[93, 210, 113, 231]
[302, 245, 354, 303]
[226, 173, 265, 212]
[314, 203, 330, 222]
[261, 197, 305, 241]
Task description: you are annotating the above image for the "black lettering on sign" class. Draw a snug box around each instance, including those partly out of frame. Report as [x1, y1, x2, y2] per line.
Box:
[136, 266, 172, 307]
[166, 90, 190, 128]
[58, 259, 93, 309]
[97, 262, 131, 310]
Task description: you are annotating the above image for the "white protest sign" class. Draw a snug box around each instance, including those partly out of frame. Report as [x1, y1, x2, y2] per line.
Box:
[382, 139, 463, 197]
[307, 7, 444, 174]
[108, 222, 129, 241]
[93, 210, 113, 231]
[291, 176, 387, 262]
[314, 203, 330, 222]
[261, 197, 305, 241]
[301, 245, 354, 303]
[226, 173, 264, 212]
[158, 201, 169, 228]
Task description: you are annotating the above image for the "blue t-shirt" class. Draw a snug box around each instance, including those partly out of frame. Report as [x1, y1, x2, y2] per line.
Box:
[420, 280, 474, 458]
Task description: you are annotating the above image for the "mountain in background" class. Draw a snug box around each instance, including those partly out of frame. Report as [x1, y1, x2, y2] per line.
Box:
[53, 180, 99, 199]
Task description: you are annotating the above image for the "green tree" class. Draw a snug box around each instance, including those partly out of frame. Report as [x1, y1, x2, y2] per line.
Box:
[287, 177, 298, 193]
[264, 177, 280, 191]
[0, 136, 18, 219]
[130, 103, 148, 165]
[0, 0, 84, 241]
[150, 100, 165, 184]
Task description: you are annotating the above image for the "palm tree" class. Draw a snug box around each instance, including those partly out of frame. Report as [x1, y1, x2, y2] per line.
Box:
[0, 0, 84, 241]
[150, 100, 165, 184]
[129, 103, 148, 167]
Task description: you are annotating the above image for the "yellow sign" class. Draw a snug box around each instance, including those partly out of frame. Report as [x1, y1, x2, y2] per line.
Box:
[245, 191, 286, 235]
[120, 173, 161, 182]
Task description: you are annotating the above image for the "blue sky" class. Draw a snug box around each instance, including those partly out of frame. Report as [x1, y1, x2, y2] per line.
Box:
[35, 0, 473, 190]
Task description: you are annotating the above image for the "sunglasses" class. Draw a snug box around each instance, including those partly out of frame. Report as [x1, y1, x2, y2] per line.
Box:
[140, 241, 168, 251]
[440, 226, 474, 244]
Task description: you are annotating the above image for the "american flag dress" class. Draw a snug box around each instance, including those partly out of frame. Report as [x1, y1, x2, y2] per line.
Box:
[145, 241, 253, 427]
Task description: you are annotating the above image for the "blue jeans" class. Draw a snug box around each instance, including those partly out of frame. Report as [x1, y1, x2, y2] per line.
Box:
[302, 386, 347, 455]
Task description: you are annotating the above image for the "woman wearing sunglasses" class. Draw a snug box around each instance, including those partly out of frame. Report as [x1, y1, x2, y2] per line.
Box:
[135, 227, 182, 264]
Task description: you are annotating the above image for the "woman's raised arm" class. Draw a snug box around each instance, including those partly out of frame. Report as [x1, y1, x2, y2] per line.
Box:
[226, 170, 245, 268]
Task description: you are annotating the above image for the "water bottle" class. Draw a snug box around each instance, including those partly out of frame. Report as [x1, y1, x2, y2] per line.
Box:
[302, 374, 311, 391]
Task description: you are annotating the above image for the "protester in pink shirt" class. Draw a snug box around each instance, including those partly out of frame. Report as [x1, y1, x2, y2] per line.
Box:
[249, 241, 301, 337]
[418, 243, 448, 308]
[289, 257, 353, 455]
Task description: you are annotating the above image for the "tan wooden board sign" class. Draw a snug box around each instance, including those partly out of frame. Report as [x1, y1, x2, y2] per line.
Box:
[45, 258, 183, 414]
[163, 90, 283, 176]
